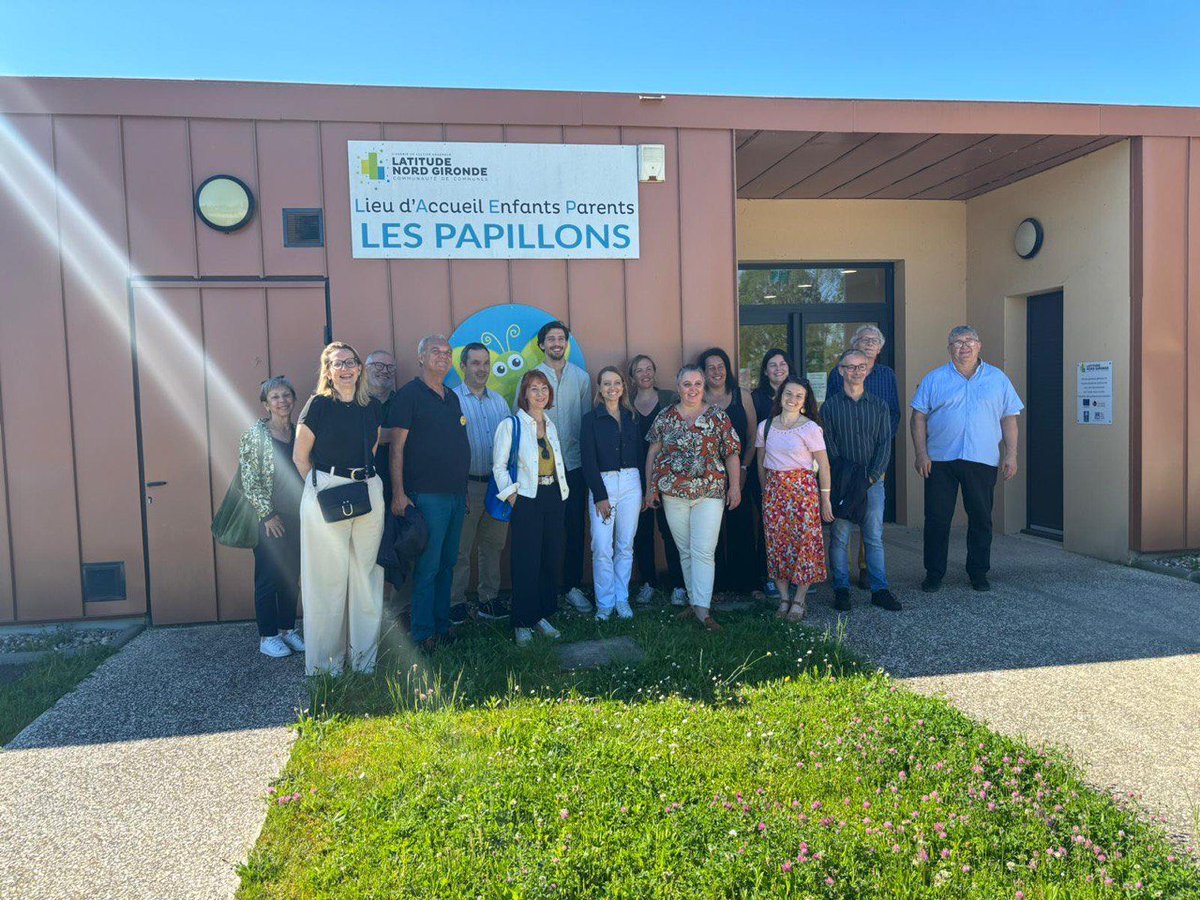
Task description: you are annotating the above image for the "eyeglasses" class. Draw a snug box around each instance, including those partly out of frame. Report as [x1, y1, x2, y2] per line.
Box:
[856, 337, 882, 346]
[330, 359, 361, 370]
[839, 363, 869, 373]
[950, 339, 980, 349]
[367, 362, 396, 372]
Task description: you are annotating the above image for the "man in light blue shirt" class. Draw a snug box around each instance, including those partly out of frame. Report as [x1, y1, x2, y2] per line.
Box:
[451, 341, 512, 623]
[531, 320, 593, 614]
[911, 326, 1023, 593]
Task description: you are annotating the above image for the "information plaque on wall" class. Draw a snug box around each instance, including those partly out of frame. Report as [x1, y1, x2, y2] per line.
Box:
[347, 141, 640, 260]
[1076, 361, 1113, 425]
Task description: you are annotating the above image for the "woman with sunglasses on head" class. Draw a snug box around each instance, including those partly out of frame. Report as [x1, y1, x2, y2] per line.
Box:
[293, 342, 386, 676]
[492, 370, 571, 647]
[747, 348, 793, 601]
[239, 375, 304, 658]
[755, 375, 833, 621]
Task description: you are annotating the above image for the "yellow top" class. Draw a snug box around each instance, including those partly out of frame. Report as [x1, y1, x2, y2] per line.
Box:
[537, 436, 556, 478]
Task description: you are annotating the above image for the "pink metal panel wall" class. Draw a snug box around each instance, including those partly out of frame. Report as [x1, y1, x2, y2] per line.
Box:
[1129, 136, 1200, 551]
[191, 120, 263, 276]
[123, 118, 197, 276]
[258, 121, 326, 277]
[53, 115, 147, 618]
[0, 115, 85, 620]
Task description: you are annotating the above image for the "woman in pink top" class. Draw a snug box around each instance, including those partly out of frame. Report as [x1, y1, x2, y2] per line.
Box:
[754, 376, 834, 621]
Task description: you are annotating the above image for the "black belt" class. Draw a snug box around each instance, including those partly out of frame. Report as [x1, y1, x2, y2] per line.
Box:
[468, 474, 490, 483]
[323, 465, 375, 481]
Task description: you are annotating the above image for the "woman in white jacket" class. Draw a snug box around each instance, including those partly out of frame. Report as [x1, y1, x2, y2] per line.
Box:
[492, 370, 571, 646]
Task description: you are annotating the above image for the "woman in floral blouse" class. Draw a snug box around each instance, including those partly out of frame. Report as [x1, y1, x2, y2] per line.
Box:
[239, 376, 304, 659]
[643, 364, 742, 630]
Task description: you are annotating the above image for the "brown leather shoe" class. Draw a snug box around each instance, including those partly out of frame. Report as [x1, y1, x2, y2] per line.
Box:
[700, 615, 722, 632]
[419, 636, 437, 654]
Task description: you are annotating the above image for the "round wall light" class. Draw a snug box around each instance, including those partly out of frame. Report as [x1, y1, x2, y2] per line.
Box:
[195, 175, 255, 232]
[1014, 217, 1044, 260]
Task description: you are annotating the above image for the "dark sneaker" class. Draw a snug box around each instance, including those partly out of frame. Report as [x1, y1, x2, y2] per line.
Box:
[871, 590, 902, 611]
[970, 575, 991, 592]
[920, 575, 942, 593]
[476, 599, 510, 620]
[449, 603, 470, 626]
[856, 569, 869, 590]
[763, 580, 781, 600]
[833, 588, 852, 611]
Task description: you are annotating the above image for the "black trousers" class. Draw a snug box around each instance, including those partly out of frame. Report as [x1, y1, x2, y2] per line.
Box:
[252, 515, 300, 637]
[561, 467, 587, 593]
[633, 505, 684, 589]
[714, 487, 758, 592]
[511, 483, 566, 628]
[923, 459, 999, 580]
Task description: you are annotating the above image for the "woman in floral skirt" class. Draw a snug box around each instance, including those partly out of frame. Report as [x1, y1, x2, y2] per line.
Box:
[754, 376, 834, 620]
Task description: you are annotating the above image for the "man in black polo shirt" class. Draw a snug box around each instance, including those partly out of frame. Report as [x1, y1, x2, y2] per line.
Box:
[388, 334, 471, 652]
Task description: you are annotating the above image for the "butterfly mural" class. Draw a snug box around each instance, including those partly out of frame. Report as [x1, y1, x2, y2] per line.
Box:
[448, 304, 587, 407]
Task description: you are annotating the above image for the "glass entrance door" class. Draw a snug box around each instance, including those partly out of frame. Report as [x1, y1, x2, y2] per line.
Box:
[738, 263, 896, 520]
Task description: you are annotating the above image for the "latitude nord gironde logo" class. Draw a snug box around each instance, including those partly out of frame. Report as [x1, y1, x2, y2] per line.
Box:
[358, 152, 386, 181]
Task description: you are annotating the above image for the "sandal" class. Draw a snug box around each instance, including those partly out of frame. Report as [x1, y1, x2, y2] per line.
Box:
[700, 615, 722, 632]
[785, 601, 807, 622]
[775, 601, 791, 619]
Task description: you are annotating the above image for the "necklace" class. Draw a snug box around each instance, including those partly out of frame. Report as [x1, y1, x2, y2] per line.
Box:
[774, 414, 805, 431]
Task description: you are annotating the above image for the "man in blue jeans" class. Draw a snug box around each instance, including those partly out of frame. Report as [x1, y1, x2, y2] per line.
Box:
[820, 349, 902, 613]
[388, 334, 471, 653]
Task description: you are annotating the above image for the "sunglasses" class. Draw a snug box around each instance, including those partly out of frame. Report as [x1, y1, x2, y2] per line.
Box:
[538, 437, 551, 460]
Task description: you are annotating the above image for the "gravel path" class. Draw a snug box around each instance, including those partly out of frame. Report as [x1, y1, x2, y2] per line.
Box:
[805, 526, 1200, 844]
[0, 623, 306, 900]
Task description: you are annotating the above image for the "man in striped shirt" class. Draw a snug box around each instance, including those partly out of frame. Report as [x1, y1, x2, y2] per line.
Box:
[820, 349, 901, 613]
[450, 342, 512, 622]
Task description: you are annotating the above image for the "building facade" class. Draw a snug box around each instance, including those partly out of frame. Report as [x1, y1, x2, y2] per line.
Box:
[0, 77, 1197, 625]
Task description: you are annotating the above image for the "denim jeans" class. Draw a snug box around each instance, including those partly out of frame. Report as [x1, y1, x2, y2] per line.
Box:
[830, 480, 887, 591]
[410, 493, 467, 642]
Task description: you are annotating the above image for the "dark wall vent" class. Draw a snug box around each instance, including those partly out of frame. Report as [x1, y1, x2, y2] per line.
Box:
[82, 562, 127, 602]
[283, 208, 324, 248]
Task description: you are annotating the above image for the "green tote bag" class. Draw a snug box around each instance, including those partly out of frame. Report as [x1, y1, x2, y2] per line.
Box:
[211, 470, 260, 549]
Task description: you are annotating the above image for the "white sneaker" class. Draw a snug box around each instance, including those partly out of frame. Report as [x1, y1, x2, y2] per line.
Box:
[279, 629, 305, 652]
[635, 583, 655, 604]
[671, 588, 689, 607]
[536, 618, 562, 640]
[615, 600, 634, 620]
[515, 627, 534, 647]
[595, 610, 612, 622]
[565, 588, 592, 613]
[259, 635, 291, 658]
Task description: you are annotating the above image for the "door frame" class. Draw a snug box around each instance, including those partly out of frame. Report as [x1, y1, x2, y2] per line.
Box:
[126, 274, 331, 624]
[737, 262, 897, 519]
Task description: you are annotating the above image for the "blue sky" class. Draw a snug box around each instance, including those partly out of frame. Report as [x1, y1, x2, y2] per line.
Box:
[3, 0, 1199, 106]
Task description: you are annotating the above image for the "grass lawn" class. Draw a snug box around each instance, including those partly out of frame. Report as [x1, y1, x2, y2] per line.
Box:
[0, 645, 115, 745]
[239, 599, 1200, 899]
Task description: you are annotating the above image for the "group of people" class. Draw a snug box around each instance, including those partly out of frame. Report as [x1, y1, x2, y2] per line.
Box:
[236, 319, 1022, 676]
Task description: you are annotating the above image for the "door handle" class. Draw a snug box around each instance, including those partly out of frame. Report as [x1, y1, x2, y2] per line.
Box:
[146, 481, 168, 487]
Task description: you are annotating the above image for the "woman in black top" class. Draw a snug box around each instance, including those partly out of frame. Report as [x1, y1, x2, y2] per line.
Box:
[698, 347, 760, 593]
[748, 349, 793, 600]
[238, 376, 304, 659]
[628, 354, 684, 604]
[293, 342, 385, 677]
[581, 366, 643, 621]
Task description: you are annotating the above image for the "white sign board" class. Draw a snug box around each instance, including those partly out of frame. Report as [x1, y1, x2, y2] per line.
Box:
[348, 141, 640, 259]
[1076, 361, 1113, 425]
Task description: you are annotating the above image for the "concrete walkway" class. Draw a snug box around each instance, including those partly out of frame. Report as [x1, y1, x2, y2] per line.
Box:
[805, 526, 1200, 844]
[0, 623, 306, 900]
